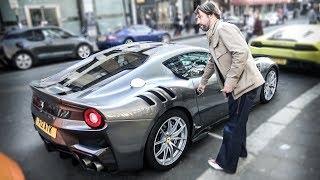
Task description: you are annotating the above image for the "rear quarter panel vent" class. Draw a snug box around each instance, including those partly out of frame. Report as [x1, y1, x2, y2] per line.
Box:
[157, 86, 176, 98]
[147, 90, 167, 102]
[137, 95, 155, 106]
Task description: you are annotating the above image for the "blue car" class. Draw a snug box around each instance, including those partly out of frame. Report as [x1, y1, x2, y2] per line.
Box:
[97, 25, 171, 50]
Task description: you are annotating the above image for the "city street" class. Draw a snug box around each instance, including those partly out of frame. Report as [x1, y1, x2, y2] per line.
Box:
[0, 20, 319, 180]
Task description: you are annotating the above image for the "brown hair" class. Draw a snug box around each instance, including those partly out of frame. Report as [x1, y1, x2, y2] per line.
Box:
[195, 1, 221, 19]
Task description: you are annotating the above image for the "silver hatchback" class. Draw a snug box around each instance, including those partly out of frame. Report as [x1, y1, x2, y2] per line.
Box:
[0, 26, 94, 70]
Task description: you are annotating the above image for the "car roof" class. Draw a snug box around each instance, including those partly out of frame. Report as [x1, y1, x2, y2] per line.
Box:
[108, 42, 208, 57]
[6, 26, 62, 35]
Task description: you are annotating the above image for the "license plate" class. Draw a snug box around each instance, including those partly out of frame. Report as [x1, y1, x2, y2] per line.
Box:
[35, 117, 57, 139]
[273, 58, 287, 65]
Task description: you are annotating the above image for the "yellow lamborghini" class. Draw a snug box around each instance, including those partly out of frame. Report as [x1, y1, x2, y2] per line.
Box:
[250, 25, 320, 68]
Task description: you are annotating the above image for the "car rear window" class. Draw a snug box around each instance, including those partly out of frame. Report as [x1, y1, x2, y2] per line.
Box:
[3, 33, 21, 39]
[59, 50, 148, 91]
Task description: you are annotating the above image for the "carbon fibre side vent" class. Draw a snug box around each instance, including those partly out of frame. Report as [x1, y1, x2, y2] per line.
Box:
[157, 86, 176, 98]
[137, 95, 155, 106]
[148, 90, 167, 102]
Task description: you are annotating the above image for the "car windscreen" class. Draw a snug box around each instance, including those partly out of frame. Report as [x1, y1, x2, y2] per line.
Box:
[59, 50, 148, 91]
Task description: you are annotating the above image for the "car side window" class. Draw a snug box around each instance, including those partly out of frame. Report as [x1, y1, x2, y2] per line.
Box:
[164, 52, 209, 79]
[42, 29, 71, 39]
[134, 25, 152, 34]
[25, 30, 45, 41]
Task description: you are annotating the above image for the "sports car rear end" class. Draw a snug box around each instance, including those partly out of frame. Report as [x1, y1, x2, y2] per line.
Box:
[250, 25, 320, 67]
[30, 45, 158, 172]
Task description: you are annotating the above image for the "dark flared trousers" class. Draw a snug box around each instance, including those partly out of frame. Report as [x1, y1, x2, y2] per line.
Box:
[216, 88, 257, 174]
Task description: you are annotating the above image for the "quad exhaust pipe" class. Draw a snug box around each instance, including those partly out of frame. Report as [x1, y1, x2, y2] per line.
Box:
[81, 158, 92, 166]
[92, 161, 104, 172]
[80, 158, 104, 171]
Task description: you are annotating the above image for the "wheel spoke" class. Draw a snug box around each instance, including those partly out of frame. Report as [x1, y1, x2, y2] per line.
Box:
[171, 137, 187, 141]
[160, 127, 166, 135]
[167, 142, 174, 158]
[172, 124, 186, 137]
[170, 119, 179, 134]
[162, 147, 168, 164]
[155, 143, 166, 157]
[155, 138, 166, 146]
[167, 120, 172, 133]
[169, 141, 183, 152]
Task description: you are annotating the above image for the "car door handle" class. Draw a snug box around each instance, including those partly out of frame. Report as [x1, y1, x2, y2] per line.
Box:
[195, 89, 203, 96]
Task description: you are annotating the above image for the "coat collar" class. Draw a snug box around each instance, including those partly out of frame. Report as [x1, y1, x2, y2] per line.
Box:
[206, 20, 220, 47]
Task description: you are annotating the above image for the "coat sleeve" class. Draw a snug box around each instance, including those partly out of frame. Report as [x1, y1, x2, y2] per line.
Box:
[218, 23, 249, 89]
[200, 56, 215, 85]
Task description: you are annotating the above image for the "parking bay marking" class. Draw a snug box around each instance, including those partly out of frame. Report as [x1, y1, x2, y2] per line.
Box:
[197, 82, 320, 179]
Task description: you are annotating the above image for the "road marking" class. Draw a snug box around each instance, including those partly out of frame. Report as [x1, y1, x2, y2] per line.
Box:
[208, 132, 223, 140]
[197, 82, 320, 179]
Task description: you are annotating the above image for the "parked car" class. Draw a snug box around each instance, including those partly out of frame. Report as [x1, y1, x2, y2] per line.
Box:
[250, 25, 320, 68]
[222, 13, 245, 30]
[30, 42, 278, 172]
[0, 26, 94, 70]
[96, 25, 171, 50]
[261, 12, 282, 26]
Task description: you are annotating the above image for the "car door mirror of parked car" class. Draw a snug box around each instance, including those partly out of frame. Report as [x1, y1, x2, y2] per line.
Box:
[61, 34, 71, 39]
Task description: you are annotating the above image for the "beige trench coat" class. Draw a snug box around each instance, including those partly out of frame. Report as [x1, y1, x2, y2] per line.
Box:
[200, 20, 265, 100]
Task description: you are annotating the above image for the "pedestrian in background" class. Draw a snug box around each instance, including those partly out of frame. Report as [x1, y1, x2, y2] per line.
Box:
[308, 3, 320, 24]
[184, 13, 191, 33]
[173, 13, 182, 36]
[245, 10, 255, 42]
[253, 11, 263, 36]
[191, 12, 200, 34]
[195, 1, 265, 174]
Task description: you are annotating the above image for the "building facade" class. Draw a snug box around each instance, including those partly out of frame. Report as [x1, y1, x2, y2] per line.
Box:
[0, 0, 129, 35]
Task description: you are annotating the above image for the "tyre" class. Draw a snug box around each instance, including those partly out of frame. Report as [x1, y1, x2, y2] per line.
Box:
[124, 38, 134, 44]
[161, 34, 171, 43]
[260, 67, 278, 103]
[13, 52, 34, 70]
[77, 44, 92, 59]
[145, 109, 190, 170]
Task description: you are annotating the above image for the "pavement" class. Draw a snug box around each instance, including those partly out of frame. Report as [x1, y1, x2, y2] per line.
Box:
[197, 82, 320, 180]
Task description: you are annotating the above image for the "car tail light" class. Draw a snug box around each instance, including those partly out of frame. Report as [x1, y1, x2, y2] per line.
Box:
[84, 108, 105, 129]
[107, 35, 117, 40]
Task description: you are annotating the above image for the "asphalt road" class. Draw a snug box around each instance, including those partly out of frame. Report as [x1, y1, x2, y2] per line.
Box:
[0, 20, 319, 180]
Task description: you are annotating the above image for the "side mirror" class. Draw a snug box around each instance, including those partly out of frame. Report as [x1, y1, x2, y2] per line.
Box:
[61, 34, 70, 39]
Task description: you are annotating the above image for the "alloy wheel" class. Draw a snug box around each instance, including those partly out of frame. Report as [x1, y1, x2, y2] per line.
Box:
[77, 45, 91, 59]
[264, 70, 277, 101]
[153, 116, 188, 166]
[15, 53, 33, 70]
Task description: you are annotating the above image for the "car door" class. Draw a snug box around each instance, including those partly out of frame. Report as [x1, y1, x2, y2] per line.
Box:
[42, 28, 76, 58]
[164, 51, 228, 127]
[21, 30, 49, 59]
[133, 25, 153, 41]
[182, 52, 228, 127]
